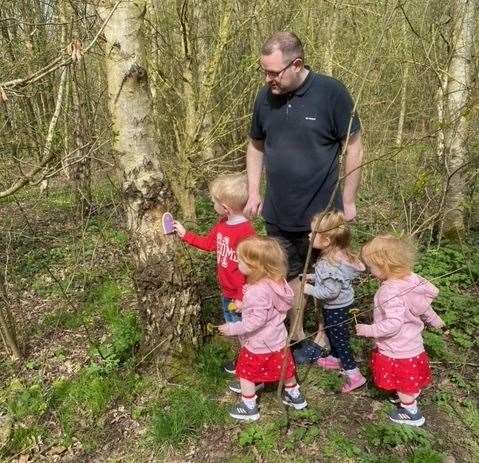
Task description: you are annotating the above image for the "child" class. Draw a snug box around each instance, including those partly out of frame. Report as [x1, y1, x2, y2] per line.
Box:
[219, 236, 307, 421]
[173, 173, 255, 372]
[357, 235, 444, 427]
[302, 211, 366, 393]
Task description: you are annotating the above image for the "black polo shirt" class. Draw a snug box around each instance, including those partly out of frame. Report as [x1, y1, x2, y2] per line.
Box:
[250, 70, 361, 232]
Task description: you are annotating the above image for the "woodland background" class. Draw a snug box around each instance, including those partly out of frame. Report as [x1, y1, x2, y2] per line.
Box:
[0, 0, 478, 462]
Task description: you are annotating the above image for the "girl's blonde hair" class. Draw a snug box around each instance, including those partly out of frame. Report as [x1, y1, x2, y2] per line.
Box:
[311, 210, 360, 264]
[361, 235, 415, 279]
[209, 173, 248, 212]
[237, 236, 287, 284]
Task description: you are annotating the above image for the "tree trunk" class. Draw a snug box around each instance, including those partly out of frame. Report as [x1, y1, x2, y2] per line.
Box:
[97, 1, 201, 363]
[396, 19, 408, 147]
[61, 0, 93, 215]
[396, 63, 408, 146]
[0, 270, 21, 360]
[323, 2, 338, 77]
[71, 55, 93, 215]
[442, 0, 476, 238]
[436, 72, 448, 162]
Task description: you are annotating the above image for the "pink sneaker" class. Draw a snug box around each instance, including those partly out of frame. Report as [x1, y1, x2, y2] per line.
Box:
[317, 356, 341, 370]
[341, 371, 366, 393]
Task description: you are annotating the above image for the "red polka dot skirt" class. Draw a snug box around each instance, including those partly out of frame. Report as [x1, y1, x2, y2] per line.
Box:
[371, 349, 432, 394]
[235, 347, 296, 383]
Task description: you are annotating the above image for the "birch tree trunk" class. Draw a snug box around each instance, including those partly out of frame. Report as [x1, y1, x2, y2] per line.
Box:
[97, 1, 201, 362]
[396, 19, 408, 147]
[442, 0, 476, 238]
[323, 2, 338, 77]
[436, 72, 448, 162]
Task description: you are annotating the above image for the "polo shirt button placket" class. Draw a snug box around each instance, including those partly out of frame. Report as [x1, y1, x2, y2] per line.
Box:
[286, 94, 292, 115]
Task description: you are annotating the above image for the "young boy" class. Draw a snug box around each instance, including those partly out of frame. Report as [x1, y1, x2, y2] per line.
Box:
[173, 173, 255, 372]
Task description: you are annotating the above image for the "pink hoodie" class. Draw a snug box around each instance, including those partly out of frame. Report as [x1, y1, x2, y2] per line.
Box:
[226, 279, 293, 354]
[356, 273, 444, 359]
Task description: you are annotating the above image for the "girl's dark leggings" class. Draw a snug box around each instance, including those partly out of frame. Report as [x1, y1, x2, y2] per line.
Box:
[323, 305, 357, 371]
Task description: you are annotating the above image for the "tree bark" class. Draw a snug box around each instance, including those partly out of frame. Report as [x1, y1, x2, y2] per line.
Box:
[442, 0, 476, 238]
[0, 270, 21, 360]
[436, 72, 448, 162]
[396, 19, 408, 147]
[97, 0, 201, 363]
[323, 2, 338, 77]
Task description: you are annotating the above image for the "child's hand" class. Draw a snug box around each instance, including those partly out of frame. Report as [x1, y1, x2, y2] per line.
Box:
[355, 323, 369, 336]
[233, 299, 243, 313]
[299, 273, 315, 283]
[303, 283, 315, 296]
[218, 323, 230, 336]
[173, 221, 186, 238]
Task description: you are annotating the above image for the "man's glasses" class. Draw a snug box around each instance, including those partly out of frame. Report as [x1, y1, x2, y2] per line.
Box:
[258, 57, 300, 79]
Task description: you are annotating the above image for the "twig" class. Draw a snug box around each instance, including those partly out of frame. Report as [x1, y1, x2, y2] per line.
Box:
[0, 0, 122, 92]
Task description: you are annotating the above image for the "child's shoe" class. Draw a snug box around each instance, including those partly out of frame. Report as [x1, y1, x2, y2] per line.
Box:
[341, 370, 366, 393]
[387, 393, 401, 405]
[388, 406, 425, 427]
[282, 390, 308, 410]
[229, 401, 260, 421]
[223, 359, 236, 374]
[317, 356, 341, 370]
[228, 381, 264, 394]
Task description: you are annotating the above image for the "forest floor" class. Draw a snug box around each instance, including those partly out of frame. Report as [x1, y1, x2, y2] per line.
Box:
[0, 184, 478, 463]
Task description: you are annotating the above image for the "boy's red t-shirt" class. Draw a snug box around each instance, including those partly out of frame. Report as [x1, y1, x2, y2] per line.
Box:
[182, 217, 256, 300]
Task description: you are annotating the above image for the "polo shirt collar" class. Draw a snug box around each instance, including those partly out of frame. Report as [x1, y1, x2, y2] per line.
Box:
[292, 67, 313, 96]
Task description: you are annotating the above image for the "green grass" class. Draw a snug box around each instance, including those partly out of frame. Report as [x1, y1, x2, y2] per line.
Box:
[194, 341, 232, 392]
[150, 386, 227, 447]
[323, 432, 362, 459]
[51, 368, 138, 443]
[364, 422, 431, 450]
[237, 422, 282, 457]
[0, 379, 51, 456]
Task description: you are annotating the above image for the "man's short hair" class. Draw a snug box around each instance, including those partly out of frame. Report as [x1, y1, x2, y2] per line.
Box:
[209, 173, 249, 212]
[261, 32, 304, 61]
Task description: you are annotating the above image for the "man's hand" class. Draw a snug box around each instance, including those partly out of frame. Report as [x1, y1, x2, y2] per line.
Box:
[243, 192, 263, 218]
[342, 201, 357, 222]
[173, 221, 186, 238]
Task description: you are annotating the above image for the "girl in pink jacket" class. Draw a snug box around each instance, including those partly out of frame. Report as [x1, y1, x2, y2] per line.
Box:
[357, 235, 445, 427]
[219, 236, 307, 421]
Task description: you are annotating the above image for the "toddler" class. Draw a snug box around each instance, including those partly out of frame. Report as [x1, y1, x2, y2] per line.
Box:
[303, 211, 366, 392]
[357, 235, 444, 426]
[219, 236, 307, 421]
[174, 173, 255, 373]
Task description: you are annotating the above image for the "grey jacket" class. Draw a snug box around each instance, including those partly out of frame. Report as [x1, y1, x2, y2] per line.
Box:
[304, 258, 365, 309]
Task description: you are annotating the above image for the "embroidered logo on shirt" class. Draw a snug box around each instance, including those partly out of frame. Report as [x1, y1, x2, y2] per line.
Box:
[305, 116, 317, 121]
[217, 234, 238, 267]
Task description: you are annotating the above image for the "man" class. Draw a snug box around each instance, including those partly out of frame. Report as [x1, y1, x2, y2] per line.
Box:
[244, 32, 363, 363]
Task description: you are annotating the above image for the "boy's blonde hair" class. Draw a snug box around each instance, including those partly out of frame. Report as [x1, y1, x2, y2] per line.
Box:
[311, 210, 360, 264]
[237, 236, 287, 284]
[209, 173, 248, 212]
[361, 235, 415, 279]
